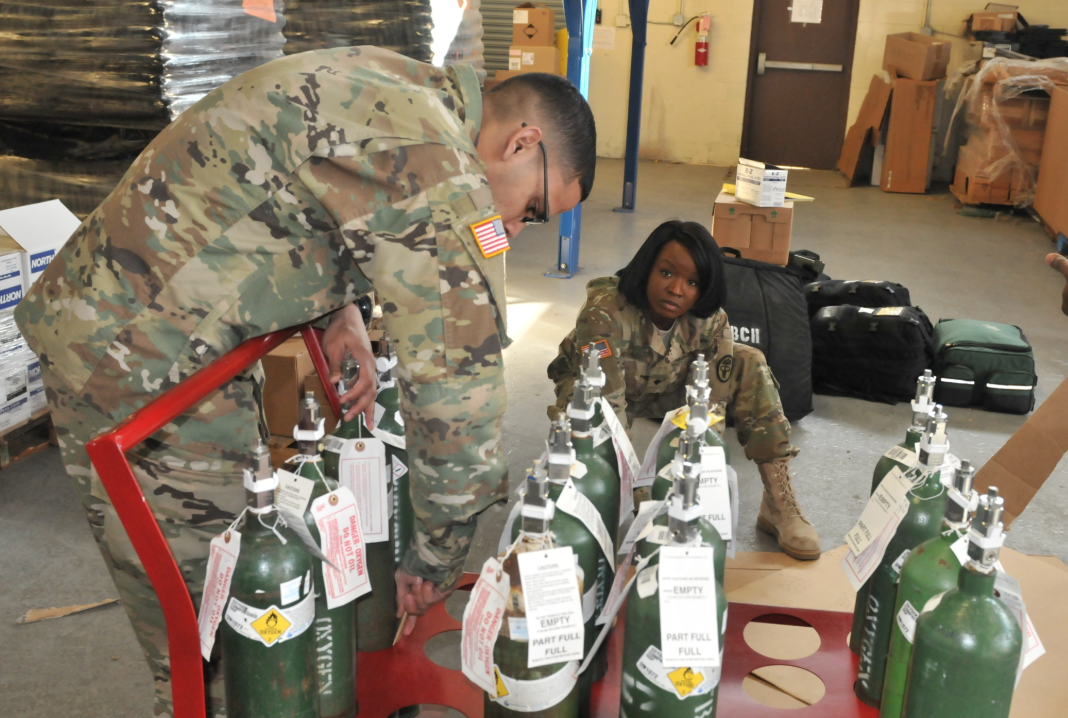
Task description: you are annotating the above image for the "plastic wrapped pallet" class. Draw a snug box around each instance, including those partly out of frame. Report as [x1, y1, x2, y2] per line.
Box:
[283, 0, 433, 60]
[440, 0, 485, 83]
[946, 57, 1068, 207]
[0, 0, 287, 128]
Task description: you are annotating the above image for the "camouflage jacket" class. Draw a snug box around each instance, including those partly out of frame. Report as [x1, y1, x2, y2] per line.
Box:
[15, 47, 509, 588]
[547, 276, 794, 462]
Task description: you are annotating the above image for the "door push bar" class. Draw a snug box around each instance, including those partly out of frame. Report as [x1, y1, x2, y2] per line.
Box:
[757, 52, 844, 75]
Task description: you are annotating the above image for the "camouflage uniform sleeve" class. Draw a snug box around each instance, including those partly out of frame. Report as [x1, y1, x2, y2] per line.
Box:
[727, 343, 796, 463]
[546, 291, 628, 426]
[298, 149, 507, 589]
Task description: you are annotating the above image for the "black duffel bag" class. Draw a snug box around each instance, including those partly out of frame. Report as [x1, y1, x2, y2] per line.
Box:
[811, 305, 935, 403]
[721, 249, 813, 421]
[804, 279, 912, 318]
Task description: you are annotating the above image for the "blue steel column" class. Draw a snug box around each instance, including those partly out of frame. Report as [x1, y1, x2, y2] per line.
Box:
[614, 0, 649, 213]
[545, 0, 598, 279]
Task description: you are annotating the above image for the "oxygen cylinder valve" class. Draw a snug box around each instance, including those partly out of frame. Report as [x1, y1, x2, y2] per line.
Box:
[337, 353, 360, 412]
[686, 353, 712, 437]
[546, 415, 575, 486]
[918, 404, 949, 470]
[568, 369, 596, 433]
[243, 438, 278, 511]
[966, 487, 1005, 573]
[294, 392, 326, 456]
[911, 370, 937, 427]
[944, 460, 978, 527]
[521, 462, 555, 536]
[668, 433, 703, 545]
[583, 344, 606, 397]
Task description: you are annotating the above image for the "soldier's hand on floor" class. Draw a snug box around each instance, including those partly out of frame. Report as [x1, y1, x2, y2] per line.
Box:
[1047, 253, 1068, 317]
[324, 303, 378, 426]
[395, 568, 452, 637]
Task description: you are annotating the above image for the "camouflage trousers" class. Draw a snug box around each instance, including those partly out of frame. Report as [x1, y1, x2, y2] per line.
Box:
[44, 365, 261, 718]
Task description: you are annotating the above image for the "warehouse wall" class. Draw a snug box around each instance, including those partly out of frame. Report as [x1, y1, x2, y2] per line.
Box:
[584, 0, 1068, 166]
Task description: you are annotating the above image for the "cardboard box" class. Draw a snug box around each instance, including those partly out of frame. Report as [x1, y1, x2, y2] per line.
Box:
[966, 126, 1044, 166]
[0, 251, 24, 313]
[969, 10, 1019, 33]
[711, 191, 793, 266]
[1034, 85, 1068, 236]
[881, 78, 938, 194]
[261, 337, 316, 437]
[838, 75, 893, 183]
[511, 3, 555, 47]
[951, 143, 1033, 205]
[507, 45, 558, 74]
[0, 200, 81, 293]
[734, 158, 788, 207]
[883, 32, 952, 81]
[724, 546, 1068, 718]
[968, 83, 1049, 130]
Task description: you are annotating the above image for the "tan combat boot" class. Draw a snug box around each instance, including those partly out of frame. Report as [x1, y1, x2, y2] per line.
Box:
[756, 458, 821, 560]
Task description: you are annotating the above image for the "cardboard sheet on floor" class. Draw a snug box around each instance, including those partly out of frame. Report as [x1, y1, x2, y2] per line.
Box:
[1034, 84, 1068, 237]
[727, 546, 1066, 717]
[974, 376, 1068, 526]
[881, 78, 938, 193]
[838, 76, 892, 184]
[724, 551, 800, 593]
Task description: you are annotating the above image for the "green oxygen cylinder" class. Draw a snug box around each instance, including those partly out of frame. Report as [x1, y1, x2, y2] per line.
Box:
[295, 393, 358, 718]
[855, 406, 952, 707]
[486, 458, 581, 718]
[880, 461, 978, 718]
[568, 384, 618, 689]
[652, 354, 731, 500]
[374, 335, 414, 567]
[851, 370, 937, 654]
[620, 432, 726, 718]
[222, 440, 318, 718]
[901, 489, 1022, 718]
[581, 346, 619, 477]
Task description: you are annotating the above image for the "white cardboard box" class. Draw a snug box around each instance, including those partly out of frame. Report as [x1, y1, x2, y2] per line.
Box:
[0, 253, 24, 313]
[26, 355, 44, 414]
[735, 158, 789, 208]
[0, 199, 81, 293]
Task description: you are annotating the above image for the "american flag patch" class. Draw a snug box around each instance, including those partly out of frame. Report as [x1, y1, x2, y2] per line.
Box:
[470, 216, 510, 258]
[581, 340, 612, 359]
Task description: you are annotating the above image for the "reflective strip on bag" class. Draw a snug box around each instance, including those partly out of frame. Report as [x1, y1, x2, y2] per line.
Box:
[986, 383, 1033, 391]
[940, 377, 975, 385]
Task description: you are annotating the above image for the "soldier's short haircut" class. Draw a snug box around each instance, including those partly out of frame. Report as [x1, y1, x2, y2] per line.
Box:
[616, 220, 726, 319]
[487, 73, 597, 201]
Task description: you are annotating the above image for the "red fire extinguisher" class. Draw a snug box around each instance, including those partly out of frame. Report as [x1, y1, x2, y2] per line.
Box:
[695, 14, 712, 66]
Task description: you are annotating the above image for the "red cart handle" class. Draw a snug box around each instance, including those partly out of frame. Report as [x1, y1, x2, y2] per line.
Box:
[85, 324, 339, 718]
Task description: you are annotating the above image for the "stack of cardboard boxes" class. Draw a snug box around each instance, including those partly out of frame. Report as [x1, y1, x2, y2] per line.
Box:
[495, 3, 561, 83]
[0, 200, 80, 431]
[711, 159, 794, 267]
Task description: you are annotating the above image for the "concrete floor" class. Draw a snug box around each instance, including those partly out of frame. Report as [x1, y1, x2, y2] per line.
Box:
[2, 158, 1067, 717]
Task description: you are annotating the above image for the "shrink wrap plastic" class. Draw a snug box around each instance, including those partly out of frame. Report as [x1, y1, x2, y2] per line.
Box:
[946, 57, 1068, 207]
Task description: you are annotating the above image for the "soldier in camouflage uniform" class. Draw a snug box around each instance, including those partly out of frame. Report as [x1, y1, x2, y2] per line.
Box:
[15, 47, 595, 715]
[547, 220, 820, 560]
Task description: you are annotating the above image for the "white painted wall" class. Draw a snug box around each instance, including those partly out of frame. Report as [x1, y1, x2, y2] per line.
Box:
[586, 0, 1068, 165]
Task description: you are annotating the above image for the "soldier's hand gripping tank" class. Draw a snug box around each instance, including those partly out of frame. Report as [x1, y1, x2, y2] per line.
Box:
[15, 47, 596, 716]
[546, 220, 821, 560]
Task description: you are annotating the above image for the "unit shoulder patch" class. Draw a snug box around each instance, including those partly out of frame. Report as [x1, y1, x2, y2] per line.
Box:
[716, 355, 734, 382]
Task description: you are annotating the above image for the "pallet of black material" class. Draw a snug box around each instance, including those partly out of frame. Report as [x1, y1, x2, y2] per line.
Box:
[0, 410, 57, 469]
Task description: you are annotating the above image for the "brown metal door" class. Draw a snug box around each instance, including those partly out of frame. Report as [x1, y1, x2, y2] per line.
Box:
[741, 0, 861, 170]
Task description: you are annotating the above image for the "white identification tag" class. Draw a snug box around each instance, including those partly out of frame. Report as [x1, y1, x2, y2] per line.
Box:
[659, 546, 719, 669]
[570, 460, 588, 479]
[726, 465, 739, 558]
[993, 568, 1045, 683]
[698, 446, 732, 541]
[846, 467, 913, 556]
[636, 407, 688, 487]
[323, 434, 345, 454]
[274, 470, 333, 566]
[883, 445, 917, 467]
[841, 501, 909, 592]
[897, 600, 920, 643]
[617, 499, 665, 560]
[949, 533, 970, 566]
[518, 547, 585, 668]
[636, 564, 659, 598]
[338, 437, 389, 544]
[310, 487, 371, 608]
[461, 557, 509, 695]
[891, 549, 911, 577]
[592, 422, 611, 447]
[579, 549, 658, 676]
[556, 479, 615, 565]
[198, 529, 241, 659]
[599, 397, 639, 521]
[370, 403, 407, 450]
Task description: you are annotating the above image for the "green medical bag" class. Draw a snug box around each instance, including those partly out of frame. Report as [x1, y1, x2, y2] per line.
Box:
[932, 319, 1036, 414]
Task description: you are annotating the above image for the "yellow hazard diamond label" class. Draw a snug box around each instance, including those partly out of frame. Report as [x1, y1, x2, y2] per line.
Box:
[493, 665, 509, 698]
[667, 666, 705, 698]
[250, 607, 291, 646]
